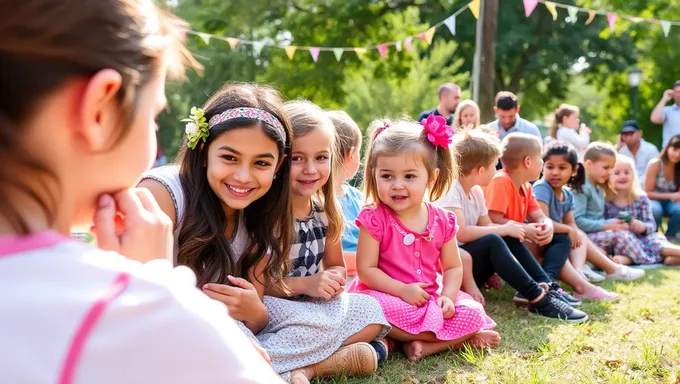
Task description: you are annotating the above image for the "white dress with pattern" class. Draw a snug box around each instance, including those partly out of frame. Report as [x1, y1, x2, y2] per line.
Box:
[142, 167, 389, 382]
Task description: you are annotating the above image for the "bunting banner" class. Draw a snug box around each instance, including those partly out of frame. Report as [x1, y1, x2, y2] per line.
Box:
[183, 0, 679, 65]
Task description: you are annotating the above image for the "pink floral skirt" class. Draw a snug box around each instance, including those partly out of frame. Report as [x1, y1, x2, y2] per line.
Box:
[350, 285, 496, 341]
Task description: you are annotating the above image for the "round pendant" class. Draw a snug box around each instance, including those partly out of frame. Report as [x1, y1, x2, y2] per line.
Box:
[403, 233, 415, 246]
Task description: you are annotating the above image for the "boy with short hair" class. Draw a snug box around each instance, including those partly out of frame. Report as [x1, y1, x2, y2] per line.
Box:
[437, 129, 587, 322]
[484, 133, 582, 307]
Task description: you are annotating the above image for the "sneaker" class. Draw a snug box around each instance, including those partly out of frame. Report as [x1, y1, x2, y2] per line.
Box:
[606, 265, 645, 281]
[513, 292, 529, 306]
[528, 293, 589, 323]
[550, 283, 582, 307]
[582, 264, 605, 283]
[573, 286, 620, 302]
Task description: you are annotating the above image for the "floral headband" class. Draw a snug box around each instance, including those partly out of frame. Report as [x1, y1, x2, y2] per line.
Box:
[183, 107, 284, 150]
[374, 114, 453, 148]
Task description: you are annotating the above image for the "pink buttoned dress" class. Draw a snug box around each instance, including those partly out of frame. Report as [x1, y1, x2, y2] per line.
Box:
[349, 203, 496, 340]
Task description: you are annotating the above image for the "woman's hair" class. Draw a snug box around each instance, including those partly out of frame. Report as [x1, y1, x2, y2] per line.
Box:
[176, 83, 293, 288]
[543, 141, 583, 191]
[659, 134, 680, 188]
[326, 110, 362, 165]
[548, 104, 579, 139]
[583, 141, 617, 188]
[605, 155, 646, 204]
[453, 100, 481, 130]
[363, 119, 456, 205]
[285, 100, 343, 243]
[0, 0, 194, 234]
[453, 128, 500, 176]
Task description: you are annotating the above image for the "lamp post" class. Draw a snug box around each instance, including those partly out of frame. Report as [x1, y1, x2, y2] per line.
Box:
[627, 67, 642, 120]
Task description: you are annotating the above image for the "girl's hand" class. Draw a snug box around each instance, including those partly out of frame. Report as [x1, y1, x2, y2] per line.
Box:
[501, 221, 525, 241]
[579, 124, 591, 136]
[671, 192, 680, 202]
[630, 219, 647, 234]
[437, 296, 455, 319]
[400, 283, 430, 307]
[534, 223, 553, 246]
[93, 189, 173, 263]
[568, 228, 581, 249]
[305, 270, 345, 300]
[202, 276, 266, 325]
[603, 219, 629, 231]
[522, 223, 540, 243]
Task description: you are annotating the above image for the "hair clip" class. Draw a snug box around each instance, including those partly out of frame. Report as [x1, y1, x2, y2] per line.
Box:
[182, 107, 209, 150]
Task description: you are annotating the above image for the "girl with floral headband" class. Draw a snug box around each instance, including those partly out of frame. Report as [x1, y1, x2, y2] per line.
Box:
[349, 115, 499, 362]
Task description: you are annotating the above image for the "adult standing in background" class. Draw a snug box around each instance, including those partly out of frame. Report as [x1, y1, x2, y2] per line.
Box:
[651, 80, 680, 147]
[488, 92, 542, 140]
[417, 82, 461, 126]
[617, 120, 659, 185]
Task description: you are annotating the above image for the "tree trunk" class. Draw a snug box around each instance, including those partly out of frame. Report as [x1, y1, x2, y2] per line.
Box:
[479, 0, 498, 124]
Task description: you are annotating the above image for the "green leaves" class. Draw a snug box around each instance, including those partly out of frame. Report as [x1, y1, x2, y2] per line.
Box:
[181, 106, 209, 150]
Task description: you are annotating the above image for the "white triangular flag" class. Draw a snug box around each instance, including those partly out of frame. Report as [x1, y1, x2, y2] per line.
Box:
[333, 48, 343, 61]
[252, 42, 264, 55]
[444, 15, 456, 35]
[567, 6, 578, 22]
[198, 33, 211, 44]
[661, 20, 672, 37]
[395, 41, 402, 52]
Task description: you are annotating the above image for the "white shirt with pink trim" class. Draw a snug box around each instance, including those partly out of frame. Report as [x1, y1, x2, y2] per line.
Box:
[0, 232, 281, 384]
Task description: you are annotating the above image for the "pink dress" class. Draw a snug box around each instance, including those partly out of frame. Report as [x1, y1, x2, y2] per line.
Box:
[349, 203, 496, 340]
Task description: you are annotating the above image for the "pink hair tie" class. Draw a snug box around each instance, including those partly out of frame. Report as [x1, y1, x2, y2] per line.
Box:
[420, 114, 453, 148]
[375, 122, 390, 137]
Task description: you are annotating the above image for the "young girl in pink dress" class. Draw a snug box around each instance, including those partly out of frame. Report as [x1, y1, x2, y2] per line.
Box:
[349, 116, 499, 362]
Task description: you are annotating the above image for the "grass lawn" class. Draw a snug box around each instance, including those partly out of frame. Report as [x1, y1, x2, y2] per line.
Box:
[321, 267, 680, 384]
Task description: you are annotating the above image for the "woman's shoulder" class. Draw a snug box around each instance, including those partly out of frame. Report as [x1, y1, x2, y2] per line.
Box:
[648, 158, 662, 169]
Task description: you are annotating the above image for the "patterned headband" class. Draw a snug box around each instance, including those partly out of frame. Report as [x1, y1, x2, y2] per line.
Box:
[208, 107, 284, 131]
[183, 107, 284, 150]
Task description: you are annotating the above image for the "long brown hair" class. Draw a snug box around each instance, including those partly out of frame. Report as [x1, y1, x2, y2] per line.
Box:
[659, 134, 680, 188]
[285, 100, 343, 243]
[177, 83, 293, 288]
[363, 119, 456, 206]
[0, 0, 193, 233]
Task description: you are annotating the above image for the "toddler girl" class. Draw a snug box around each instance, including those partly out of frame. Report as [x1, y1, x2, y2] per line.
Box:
[350, 115, 499, 362]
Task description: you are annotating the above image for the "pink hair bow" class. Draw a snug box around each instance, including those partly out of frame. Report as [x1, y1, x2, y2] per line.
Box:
[420, 114, 453, 148]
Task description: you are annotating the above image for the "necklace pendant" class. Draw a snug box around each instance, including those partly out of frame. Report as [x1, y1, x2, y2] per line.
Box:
[403, 233, 415, 246]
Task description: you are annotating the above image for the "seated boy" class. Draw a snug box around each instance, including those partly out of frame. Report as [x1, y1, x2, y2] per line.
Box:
[484, 133, 581, 307]
[438, 129, 586, 322]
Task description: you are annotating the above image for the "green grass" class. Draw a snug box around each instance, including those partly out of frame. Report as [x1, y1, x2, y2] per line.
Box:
[320, 267, 680, 384]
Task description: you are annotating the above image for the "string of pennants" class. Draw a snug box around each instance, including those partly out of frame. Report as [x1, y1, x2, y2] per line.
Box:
[181, 0, 680, 64]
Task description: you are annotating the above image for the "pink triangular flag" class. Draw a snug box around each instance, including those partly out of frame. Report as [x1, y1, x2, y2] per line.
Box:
[309, 47, 320, 62]
[378, 44, 388, 58]
[226, 37, 240, 49]
[404, 37, 413, 52]
[523, 0, 539, 17]
[417, 32, 427, 42]
[607, 13, 617, 32]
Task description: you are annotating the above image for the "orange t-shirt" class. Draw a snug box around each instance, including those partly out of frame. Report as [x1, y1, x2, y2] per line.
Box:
[484, 170, 540, 222]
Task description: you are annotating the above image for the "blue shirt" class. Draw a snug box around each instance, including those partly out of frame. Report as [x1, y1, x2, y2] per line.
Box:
[337, 184, 364, 252]
[532, 180, 573, 223]
[417, 107, 454, 126]
[572, 179, 614, 233]
[489, 115, 542, 140]
[662, 104, 680, 147]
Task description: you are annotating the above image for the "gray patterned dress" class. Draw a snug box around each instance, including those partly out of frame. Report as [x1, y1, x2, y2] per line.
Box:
[142, 167, 389, 382]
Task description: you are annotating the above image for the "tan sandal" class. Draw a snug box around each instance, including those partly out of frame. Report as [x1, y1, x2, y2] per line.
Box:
[314, 342, 378, 378]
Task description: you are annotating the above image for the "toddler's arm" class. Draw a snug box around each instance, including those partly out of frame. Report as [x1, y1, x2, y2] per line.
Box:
[356, 229, 408, 297]
[439, 238, 463, 300]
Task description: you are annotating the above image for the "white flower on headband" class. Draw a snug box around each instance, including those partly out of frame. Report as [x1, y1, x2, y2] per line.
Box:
[185, 122, 198, 137]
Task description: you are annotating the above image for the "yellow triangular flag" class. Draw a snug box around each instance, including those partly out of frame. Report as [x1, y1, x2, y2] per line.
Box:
[425, 27, 436, 45]
[284, 46, 297, 60]
[198, 33, 211, 44]
[585, 10, 596, 25]
[468, 0, 480, 19]
[226, 37, 240, 49]
[354, 48, 367, 60]
[545, 2, 558, 21]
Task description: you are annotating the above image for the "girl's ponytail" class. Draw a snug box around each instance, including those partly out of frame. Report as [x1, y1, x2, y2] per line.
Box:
[570, 162, 586, 192]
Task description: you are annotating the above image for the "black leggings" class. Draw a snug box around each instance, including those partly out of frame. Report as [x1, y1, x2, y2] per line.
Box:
[460, 234, 551, 301]
[538, 233, 571, 281]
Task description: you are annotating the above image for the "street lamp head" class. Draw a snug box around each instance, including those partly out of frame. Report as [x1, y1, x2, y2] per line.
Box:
[628, 67, 642, 88]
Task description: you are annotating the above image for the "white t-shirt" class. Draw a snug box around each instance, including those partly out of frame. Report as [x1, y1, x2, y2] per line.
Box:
[436, 181, 488, 228]
[0, 231, 282, 384]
